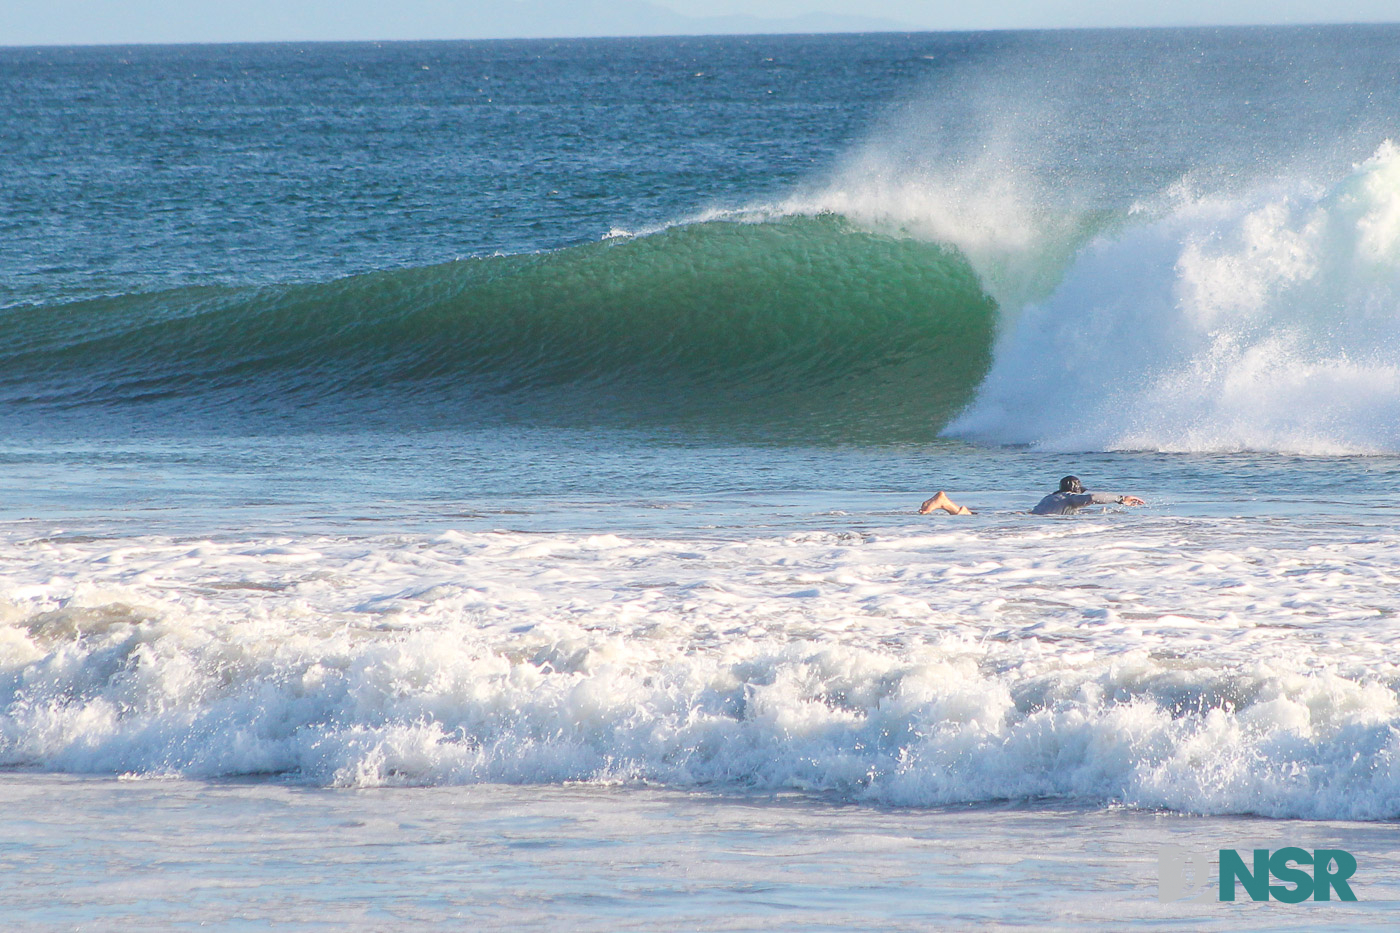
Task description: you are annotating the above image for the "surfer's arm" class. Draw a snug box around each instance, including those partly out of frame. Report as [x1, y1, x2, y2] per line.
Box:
[1089, 492, 1144, 506]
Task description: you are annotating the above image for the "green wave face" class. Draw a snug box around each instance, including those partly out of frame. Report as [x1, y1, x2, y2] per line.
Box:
[0, 217, 997, 442]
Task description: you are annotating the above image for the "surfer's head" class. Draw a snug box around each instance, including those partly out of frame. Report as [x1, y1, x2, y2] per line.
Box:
[1058, 475, 1084, 494]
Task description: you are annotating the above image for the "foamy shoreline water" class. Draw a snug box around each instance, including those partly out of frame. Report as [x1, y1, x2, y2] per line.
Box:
[5, 775, 1400, 931]
[4, 508, 1397, 820]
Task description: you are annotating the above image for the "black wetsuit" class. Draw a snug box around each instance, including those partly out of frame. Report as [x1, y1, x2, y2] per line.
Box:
[1031, 491, 1130, 515]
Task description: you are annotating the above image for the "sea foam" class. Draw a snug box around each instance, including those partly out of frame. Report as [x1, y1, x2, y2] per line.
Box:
[3, 520, 1399, 819]
[946, 144, 1400, 453]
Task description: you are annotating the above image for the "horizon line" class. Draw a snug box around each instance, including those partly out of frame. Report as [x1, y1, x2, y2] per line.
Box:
[5, 19, 1400, 51]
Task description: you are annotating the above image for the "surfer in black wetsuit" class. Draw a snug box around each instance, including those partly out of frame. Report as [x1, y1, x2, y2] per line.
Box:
[918, 476, 1143, 516]
[1031, 475, 1144, 514]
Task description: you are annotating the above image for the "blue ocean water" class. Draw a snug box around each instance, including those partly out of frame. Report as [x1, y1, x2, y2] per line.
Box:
[4, 26, 1400, 928]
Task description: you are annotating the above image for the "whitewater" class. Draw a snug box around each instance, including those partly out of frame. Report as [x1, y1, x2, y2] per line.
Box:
[948, 143, 1400, 454]
[6, 511, 1400, 820]
[5, 26, 1400, 929]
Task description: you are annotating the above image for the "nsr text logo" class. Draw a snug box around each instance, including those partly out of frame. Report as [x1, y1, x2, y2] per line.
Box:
[1159, 847, 1358, 903]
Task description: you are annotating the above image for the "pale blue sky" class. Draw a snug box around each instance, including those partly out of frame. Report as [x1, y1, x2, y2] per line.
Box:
[1, 0, 1397, 47]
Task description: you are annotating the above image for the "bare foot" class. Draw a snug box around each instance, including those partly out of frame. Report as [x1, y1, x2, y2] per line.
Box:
[919, 491, 973, 515]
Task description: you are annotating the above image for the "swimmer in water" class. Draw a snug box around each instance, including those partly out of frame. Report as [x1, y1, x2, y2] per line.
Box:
[918, 476, 1144, 515]
[1031, 475, 1144, 515]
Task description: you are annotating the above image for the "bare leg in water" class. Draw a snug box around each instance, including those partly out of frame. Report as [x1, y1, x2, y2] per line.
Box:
[919, 491, 974, 515]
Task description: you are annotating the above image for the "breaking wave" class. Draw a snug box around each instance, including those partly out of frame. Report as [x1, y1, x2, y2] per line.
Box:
[947, 143, 1400, 454]
[0, 216, 995, 442]
[8, 142, 1400, 453]
[3, 524, 1399, 820]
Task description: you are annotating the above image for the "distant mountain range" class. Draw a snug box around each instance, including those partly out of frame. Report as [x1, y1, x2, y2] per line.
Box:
[0, 0, 923, 47]
[471, 0, 918, 38]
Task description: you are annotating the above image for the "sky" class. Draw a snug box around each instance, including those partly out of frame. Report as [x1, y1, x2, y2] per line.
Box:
[1, 0, 1398, 46]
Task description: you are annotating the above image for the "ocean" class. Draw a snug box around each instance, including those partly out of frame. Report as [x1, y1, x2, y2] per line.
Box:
[3, 26, 1400, 929]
